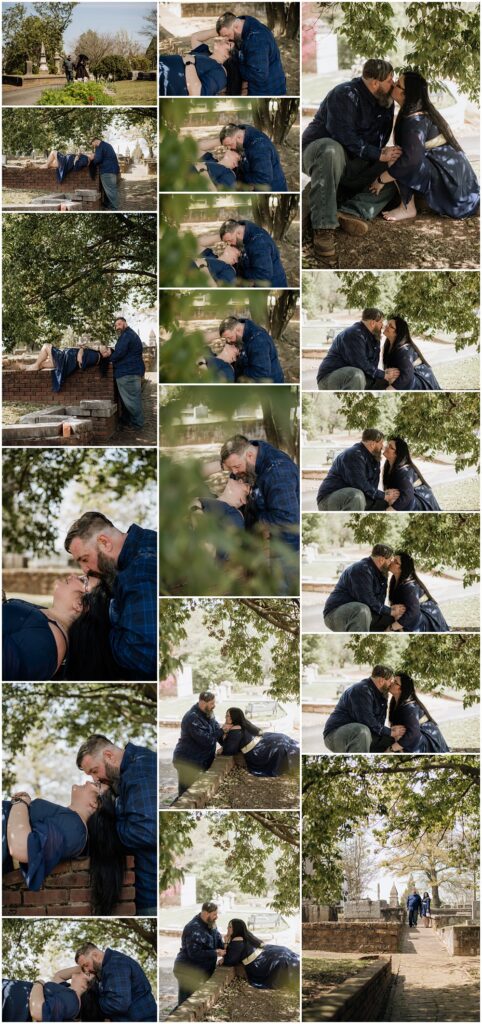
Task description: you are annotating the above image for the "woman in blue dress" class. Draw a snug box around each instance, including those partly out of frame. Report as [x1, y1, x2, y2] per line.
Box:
[194, 244, 240, 284]
[220, 708, 300, 776]
[40, 148, 96, 185]
[2, 968, 102, 1022]
[159, 35, 239, 96]
[192, 475, 253, 564]
[24, 341, 111, 393]
[3, 575, 118, 682]
[382, 317, 441, 390]
[223, 919, 299, 990]
[388, 551, 450, 632]
[383, 437, 441, 511]
[371, 71, 479, 221]
[3, 782, 127, 914]
[387, 673, 450, 752]
[420, 891, 432, 927]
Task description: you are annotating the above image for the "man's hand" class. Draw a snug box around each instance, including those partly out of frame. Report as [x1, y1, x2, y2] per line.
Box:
[384, 488, 400, 506]
[384, 368, 400, 383]
[391, 725, 406, 740]
[379, 145, 402, 163]
[391, 603, 406, 620]
[369, 178, 385, 195]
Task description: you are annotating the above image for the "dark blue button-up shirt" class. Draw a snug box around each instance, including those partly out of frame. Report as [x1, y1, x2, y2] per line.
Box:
[324, 677, 391, 740]
[250, 439, 299, 550]
[317, 442, 385, 505]
[239, 221, 287, 287]
[109, 326, 145, 379]
[302, 77, 394, 159]
[240, 125, 287, 191]
[92, 140, 120, 175]
[99, 947, 157, 1021]
[317, 322, 384, 384]
[173, 704, 223, 769]
[110, 524, 157, 680]
[407, 893, 422, 911]
[237, 15, 286, 95]
[324, 556, 391, 618]
[236, 318, 284, 382]
[175, 914, 225, 970]
[116, 742, 156, 912]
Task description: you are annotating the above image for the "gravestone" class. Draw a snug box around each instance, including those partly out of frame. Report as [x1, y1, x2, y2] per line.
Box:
[39, 41, 49, 72]
[25, 60, 33, 75]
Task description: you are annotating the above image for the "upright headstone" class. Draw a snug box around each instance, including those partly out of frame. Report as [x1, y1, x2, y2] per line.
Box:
[39, 42, 49, 71]
[25, 59, 33, 75]
[390, 882, 399, 907]
[54, 51, 62, 74]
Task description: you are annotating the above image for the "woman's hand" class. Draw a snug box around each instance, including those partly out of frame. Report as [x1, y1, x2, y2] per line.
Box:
[12, 791, 31, 806]
[369, 178, 385, 195]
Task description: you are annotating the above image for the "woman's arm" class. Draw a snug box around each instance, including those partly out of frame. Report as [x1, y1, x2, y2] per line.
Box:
[183, 57, 202, 97]
[396, 704, 422, 752]
[29, 981, 44, 1023]
[51, 966, 80, 982]
[191, 28, 216, 46]
[7, 793, 32, 862]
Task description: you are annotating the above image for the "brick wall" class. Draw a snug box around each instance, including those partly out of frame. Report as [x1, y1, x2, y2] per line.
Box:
[3, 854, 136, 916]
[3, 365, 116, 404]
[439, 925, 480, 956]
[303, 921, 403, 953]
[303, 958, 392, 1022]
[167, 967, 238, 1022]
[3, 164, 99, 192]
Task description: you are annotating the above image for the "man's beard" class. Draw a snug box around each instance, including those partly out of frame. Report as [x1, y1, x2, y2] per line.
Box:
[380, 565, 390, 577]
[235, 143, 245, 156]
[372, 326, 382, 340]
[97, 550, 118, 588]
[104, 760, 121, 793]
[93, 962, 102, 979]
[375, 90, 394, 109]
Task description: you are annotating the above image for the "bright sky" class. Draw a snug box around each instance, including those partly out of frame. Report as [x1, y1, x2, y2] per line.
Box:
[3, 2, 156, 51]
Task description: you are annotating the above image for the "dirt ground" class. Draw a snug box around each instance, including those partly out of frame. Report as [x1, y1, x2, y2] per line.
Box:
[302, 956, 374, 1009]
[281, 220, 300, 285]
[209, 977, 300, 1021]
[209, 764, 299, 809]
[303, 208, 480, 270]
[278, 322, 300, 382]
[283, 126, 300, 192]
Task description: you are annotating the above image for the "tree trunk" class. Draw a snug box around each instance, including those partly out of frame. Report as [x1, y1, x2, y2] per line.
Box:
[265, 3, 299, 39]
[269, 291, 298, 337]
[262, 399, 296, 459]
[252, 98, 299, 144]
[252, 194, 298, 241]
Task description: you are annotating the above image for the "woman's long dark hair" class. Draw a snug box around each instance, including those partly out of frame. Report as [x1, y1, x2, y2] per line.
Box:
[229, 917, 263, 947]
[65, 580, 120, 681]
[389, 550, 435, 602]
[383, 316, 428, 366]
[80, 980, 104, 1021]
[388, 671, 435, 724]
[227, 707, 261, 735]
[87, 790, 127, 915]
[382, 436, 429, 487]
[394, 70, 463, 152]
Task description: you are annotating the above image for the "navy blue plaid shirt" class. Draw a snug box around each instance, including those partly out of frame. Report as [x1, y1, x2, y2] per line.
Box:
[324, 677, 391, 740]
[110, 524, 157, 680]
[99, 947, 157, 1021]
[302, 77, 394, 158]
[317, 442, 386, 505]
[250, 440, 299, 551]
[116, 742, 157, 912]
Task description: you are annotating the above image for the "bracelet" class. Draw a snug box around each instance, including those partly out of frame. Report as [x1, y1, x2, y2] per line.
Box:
[13, 797, 30, 807]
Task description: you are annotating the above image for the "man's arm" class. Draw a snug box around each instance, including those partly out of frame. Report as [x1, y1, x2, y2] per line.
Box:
[99, 962, 132, 1016]
[116, 769, 156, 850]
[342, 449, 386, 505]
[257, 463, 299, 527]
[108, 333, 130, 365]
[243, 39, 270, 92]
[348, 562, 389, 616]
[348, 688, 392, 737]
[110, 558, 157, 678]
[244, 138, 274, 189]
[244, 336, 273, 379]
[245, 237, 274, 285]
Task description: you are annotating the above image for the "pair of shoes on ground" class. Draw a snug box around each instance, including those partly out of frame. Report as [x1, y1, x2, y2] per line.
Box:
[313, 211, 368, 257]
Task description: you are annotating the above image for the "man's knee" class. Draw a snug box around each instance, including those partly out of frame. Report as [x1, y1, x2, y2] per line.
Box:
[347, 368, 367, 389]
[354, 605, 372, 631]
[351, 724, 372, 751]
[350, 489, 366, 510]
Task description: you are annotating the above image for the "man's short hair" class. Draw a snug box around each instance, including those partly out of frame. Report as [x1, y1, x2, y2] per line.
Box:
[362, 428, 384, 443]
[362, 307, 384, 322]
[76, 733, 114, 769]
[220, 434, 250, 466]
[115, 316, 127, 323]
[362, 59, 393, 82]
[219, 124, 241, 143]
[219, 315, 240, 335]
[372, 664, 394, 680]
[64, 511, 114, 553]
[371, 543, 394, 559]
[215, 11, 237, 33]
[199, 690, 215, 702]
[220, 219, 240, 239]
[75, 943, 99, 962]
[202, 900, 218, 912]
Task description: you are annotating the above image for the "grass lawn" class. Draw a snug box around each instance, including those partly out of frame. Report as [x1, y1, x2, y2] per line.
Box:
[2, 401, 47, 424]
[110, 79, 157, 104]
[437, 477, 480, 511]
[443, 716, 480, 749]
[443, 595, 480, 630]
[436, 355, 480, 390]
[303, 957, 371, 1006]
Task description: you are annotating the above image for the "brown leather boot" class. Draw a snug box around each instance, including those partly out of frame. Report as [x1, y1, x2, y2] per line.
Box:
[337, 211, 368, 235]
[312, 228, 336, 257]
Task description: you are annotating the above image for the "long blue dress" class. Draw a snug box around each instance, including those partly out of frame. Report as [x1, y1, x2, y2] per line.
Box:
[2, 979, 81, 1022]
[383, 342, 441, 390]
[384, 464, 441, 511]
[55, 152, 89, 184]
[390, 114, 479, 218]
[221, 727, 300, 776]
[159, 44, 227, 96]
[199, 248, 237, 284]
[390, 699, 450, 752]
[199, 499, 245, 561]
[2, 798, 87, 890]
[50, 346, 102, 392]
[390, 579, 450, 632]
[223, 939, 299, 989]
[2, 599, 62, 681]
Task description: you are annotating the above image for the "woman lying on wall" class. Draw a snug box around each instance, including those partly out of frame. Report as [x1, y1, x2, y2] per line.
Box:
[23, 341, 111, 393]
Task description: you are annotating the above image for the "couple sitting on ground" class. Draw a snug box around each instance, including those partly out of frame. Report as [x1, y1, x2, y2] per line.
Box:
[324, 665, 449, 753]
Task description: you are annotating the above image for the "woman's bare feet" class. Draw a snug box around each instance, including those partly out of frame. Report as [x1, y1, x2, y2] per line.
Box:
[382, 198, 417, 222]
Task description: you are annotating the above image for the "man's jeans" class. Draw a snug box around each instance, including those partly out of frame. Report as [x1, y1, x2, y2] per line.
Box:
[318, 489, 387, 511]
[409, 909, 419, 927]
[324, 601, 372, 632]
[317, 366, 367, 390]
[324, 722, 372, 752]
[101, 171, 119, 210]
[116, 374, 144, 428]
[302, 137, 396, 230]
[137, 906, 157, 916]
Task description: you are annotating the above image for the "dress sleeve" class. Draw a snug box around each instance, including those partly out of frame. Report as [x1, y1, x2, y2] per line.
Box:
[388, 121, 427, 182]
[21, 821, 67, 891]
[220, 730, 244, 755]
[391, 348, 415, 390]
[397, 704, 423, 752]
[223, 941, 247, 966]
[390, 468, 415, 511]
[395, 583, 421, 631]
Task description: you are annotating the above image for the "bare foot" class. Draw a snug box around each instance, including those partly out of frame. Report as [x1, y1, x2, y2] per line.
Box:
[382, 200, 417, 222]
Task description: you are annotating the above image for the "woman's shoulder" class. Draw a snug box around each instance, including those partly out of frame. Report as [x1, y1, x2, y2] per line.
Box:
[3, 599, 46, 628]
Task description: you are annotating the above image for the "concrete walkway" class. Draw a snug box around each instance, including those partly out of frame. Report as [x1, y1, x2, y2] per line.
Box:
[384, 925, 479, 1021]
[3, 81, 66, 105]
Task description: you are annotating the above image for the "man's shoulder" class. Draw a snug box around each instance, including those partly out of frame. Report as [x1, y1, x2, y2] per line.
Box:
[328, 77, 362, 102]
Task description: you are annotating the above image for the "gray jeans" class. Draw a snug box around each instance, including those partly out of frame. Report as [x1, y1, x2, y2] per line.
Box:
[324, 601, 372, 632]
[324, 722, 372, 752]
[302, 137, 396, 230]
[317, 487, 366, 511]
[101, 171, 119, 210]
[317, 366, 367, 390]
[116, 374, 144, 428]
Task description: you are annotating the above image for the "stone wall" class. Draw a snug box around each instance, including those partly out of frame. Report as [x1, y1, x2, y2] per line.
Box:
[169, 418, 265, 445]
[303, 922, 403, 953]
[3, 399, 118, 446]
[3, 365, 116, 404]
[4, 568, 73, 596]
[439, 925, 480, 956]
[3, 164, 99, 192]
[175, 756, 236, 809]
[3, 855, 136, 916]
[167, 967, 238, 1022]
[303, 957, 392, 1022]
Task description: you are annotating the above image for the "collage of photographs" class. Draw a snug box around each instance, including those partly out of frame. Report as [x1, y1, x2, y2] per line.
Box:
[0, 1, 480, 1022]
